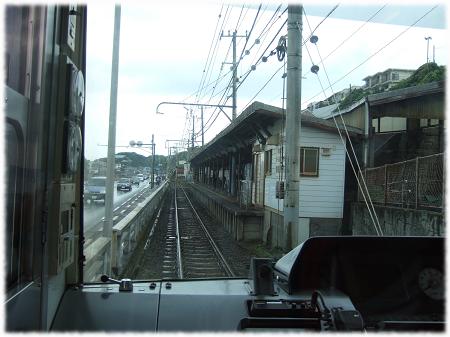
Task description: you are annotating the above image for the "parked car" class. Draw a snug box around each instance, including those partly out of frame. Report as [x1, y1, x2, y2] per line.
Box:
[117, 178, 132, 192]
[84, 176, 106, 205]
[137, 173, 144, 181]
[131, 176, 140, 186]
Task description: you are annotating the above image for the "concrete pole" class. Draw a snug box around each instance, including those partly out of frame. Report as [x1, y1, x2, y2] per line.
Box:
[201, 106, 204, 146]
[151, 134, 155, 188]
[104, 5, 121, 243]
[283, 5, 303, 250]
[192, 112, 195, 149]
[232, 31, 237, 120]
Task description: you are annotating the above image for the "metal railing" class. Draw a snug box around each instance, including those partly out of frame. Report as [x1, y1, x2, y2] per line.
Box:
[358, 153, 443, 209]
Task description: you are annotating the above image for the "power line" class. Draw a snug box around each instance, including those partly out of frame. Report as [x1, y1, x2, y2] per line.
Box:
[302, 4, 339, 45]
[302, 14, 383, 235]
[235, 16, 288, 92]
[242, 63, 284, 111]
[237, 4, 262, 67]
[301, 4, 387, 79]
[249, 5, 286, 66]
[303, 4, 439, 106]
[266, 4, 390, 103]
[195, 5, 229, 104]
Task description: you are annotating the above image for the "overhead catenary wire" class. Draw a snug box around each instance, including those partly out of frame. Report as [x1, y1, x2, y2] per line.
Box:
[203, 6, 288, 138]
[187, 5, 290, 143]
[194, 5, 226, 105]
[182, 5, 232, 104]
[303, 4, 440, 106]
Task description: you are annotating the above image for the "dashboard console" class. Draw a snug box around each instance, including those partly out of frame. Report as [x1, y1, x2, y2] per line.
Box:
[52, 236, 444, 332]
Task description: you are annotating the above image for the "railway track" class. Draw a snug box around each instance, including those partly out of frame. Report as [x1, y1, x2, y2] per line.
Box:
[161, 182, 235, 279]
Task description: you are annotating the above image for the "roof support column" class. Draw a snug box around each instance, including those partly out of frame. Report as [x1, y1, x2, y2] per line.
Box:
[231, 153, 236, 196]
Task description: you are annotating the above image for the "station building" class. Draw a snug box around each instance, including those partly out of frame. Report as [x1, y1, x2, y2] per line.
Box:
[189, 101, 363, 250]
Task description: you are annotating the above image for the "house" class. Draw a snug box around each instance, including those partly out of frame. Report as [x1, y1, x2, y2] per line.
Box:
[189, 101, 363, 250]
[362, 68, 414, 92]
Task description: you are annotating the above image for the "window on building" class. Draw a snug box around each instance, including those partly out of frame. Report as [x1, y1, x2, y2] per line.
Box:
[300, 147, 319, 177]
[430, 119, 439, 126]
[391, 72, 399, 80]
[264, 149, 272, 175]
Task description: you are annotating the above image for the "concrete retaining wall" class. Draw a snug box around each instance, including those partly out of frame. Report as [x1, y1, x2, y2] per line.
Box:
[351, 202, 444, 236]
[84, 181, 169, 281]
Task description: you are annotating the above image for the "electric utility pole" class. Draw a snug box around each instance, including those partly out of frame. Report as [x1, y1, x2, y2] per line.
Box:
[201, 106, 204, 146]
[151, 134, 155, 188]
[192, 112, 195, 149]
[221, 30, 247, 120]
[283, 5, 303, 250]
[104, 5, 121, 249]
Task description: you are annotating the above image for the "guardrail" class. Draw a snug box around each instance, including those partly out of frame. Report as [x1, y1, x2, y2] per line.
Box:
[84, 181, 169, 281]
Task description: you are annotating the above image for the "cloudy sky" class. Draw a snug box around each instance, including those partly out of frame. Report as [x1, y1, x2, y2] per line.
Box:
[84, 1, 447, 160]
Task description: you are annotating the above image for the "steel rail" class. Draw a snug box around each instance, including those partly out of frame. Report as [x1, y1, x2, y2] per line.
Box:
[174, 186, 184, 279]
[180, 186, 235, 277]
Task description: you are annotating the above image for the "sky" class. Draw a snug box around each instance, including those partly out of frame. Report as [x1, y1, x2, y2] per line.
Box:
[82, 1, 448, 160]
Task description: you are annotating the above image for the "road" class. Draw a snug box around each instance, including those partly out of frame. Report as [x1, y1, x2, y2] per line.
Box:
[83, 180, 156, 240]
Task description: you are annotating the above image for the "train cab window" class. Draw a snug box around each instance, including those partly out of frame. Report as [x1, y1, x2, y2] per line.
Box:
[5, 6, 35, 291]
[6, 123, 25, 288]
[5, 6, 33, 97]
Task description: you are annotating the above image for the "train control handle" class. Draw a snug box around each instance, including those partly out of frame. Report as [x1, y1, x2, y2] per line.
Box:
[100, 274, 133, 292]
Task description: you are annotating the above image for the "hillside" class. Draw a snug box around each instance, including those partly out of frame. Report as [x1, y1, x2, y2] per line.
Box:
[337, 63, 445, 111]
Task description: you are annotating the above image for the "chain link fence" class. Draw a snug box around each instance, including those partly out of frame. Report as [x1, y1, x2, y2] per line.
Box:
[358, 153, 443, 209]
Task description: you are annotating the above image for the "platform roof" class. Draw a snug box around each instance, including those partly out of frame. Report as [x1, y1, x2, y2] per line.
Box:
[190, 101, 363, 164]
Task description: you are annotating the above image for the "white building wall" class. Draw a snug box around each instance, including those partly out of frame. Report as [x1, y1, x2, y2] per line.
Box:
[263, 122, 346, 219]
[298, 126, 346, 218]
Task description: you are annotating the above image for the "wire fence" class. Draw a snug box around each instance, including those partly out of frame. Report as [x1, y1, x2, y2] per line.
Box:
[358, 153, 443, 209]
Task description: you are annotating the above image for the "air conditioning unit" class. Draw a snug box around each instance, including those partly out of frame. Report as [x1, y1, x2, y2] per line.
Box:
[321, 148, 331, 156]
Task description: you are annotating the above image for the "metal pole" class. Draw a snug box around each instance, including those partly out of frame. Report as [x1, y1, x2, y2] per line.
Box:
[151, 134, 155, 188]
[232, 31, 237, 120]
[201, 106, 204, 146]
[104, 5, 121, 273]
[104, 4, 121, 236]
[192, 112, 195, 149]
[283, 5, 303, 250]
[425, 36, 432, 63]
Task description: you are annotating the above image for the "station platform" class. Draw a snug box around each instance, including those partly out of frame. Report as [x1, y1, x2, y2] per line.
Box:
[187, 182, 263, 241]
